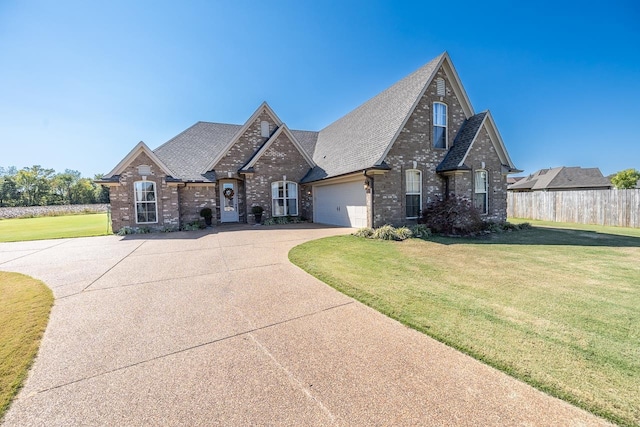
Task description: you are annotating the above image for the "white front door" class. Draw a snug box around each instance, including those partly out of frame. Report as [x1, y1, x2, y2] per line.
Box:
[220, 180, 239, 222]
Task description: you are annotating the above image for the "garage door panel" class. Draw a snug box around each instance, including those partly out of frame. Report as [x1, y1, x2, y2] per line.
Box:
[313, 181, 367, 227]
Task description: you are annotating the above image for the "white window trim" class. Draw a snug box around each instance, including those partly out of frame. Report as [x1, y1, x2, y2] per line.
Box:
[271, 181, 298, 217]
[134, 180, 159, 224]
[474, 170, 488, 215]
[405, 169, 422, 219]
[433, 102, 448, 149]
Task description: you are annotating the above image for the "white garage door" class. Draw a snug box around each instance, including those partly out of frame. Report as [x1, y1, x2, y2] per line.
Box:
[313, 180, 367, 227]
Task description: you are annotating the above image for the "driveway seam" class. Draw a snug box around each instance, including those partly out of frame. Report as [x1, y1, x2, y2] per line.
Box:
[79, 241, 147, 293]
[28, 300, 355, 397]
[247, 332, 337, 423]
[0, 240, 69, 266]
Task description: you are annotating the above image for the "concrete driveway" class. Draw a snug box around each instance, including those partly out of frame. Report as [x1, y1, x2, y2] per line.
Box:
[1, 224, 610, 426]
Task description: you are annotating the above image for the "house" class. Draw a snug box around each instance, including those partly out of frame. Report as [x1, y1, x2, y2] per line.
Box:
[508, 167, 612, 192]
[98, 52, 518, 232]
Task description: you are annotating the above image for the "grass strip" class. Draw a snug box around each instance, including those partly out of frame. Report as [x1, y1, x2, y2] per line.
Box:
[0, 272, 53, 421]
[0, 213, 111, 242]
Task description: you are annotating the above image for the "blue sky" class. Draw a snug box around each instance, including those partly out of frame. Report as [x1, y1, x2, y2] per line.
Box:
[1, 0, 638, 178]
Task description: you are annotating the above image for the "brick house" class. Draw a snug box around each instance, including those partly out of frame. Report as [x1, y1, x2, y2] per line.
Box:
[99, 52, 518, 232]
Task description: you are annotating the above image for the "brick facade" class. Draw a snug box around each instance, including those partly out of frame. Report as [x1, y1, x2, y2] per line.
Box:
[373, 68, 466, 227]
[243, 131, 313, 224]
[109, 152, 179, 232]
[178, 185, 216, 226]
[105, 59, 513, 232]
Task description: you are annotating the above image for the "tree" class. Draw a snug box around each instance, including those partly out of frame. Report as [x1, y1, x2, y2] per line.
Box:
[93, 174, 110, 203]
[52, 170, 82, 204]
[611, 168, 640, 189]
[0, 175, 18, 206]
[15, 165, 55, 206]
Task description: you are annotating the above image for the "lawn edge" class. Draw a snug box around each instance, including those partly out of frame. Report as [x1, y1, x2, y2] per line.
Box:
[289, 235, 629, 427]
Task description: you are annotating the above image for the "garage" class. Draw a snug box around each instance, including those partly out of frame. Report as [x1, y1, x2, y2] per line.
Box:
[313, 179, 368, 227]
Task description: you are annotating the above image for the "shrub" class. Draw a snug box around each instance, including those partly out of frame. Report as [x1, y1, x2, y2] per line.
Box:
[373, 224, 397, 240]
[181, 221, 202, 231]
[251, 205, 264, 214]
[410, 224, 431, 239]
[262, 216, 305, 226]
[395, 226, 413, 240]
[353, 227, 374, 238]
[116, 226, 135, 236]
[518, 222, 532, 229]
[419, 197, 483, 235]
[199, 207, 213, 219]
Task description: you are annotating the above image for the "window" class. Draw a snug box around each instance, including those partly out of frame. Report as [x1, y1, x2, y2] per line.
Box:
[261, 121, 270, 137]
[433, 102, 447, 149]
[271, 181, 298, 216]
[134, 181, 158, 224]
[474, 170, 488, 214]
[405, 169, 422, 219]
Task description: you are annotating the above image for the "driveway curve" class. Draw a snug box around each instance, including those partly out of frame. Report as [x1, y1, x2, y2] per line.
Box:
[1, 224, 610, 426]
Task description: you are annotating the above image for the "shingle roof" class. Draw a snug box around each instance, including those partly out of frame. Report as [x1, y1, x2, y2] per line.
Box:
[154, 122, 241, 182]
[302, 54, 445, 182]
[290, 130, 319, 158]
[436, 112, 487, 172]
[508, 167, 612, 191]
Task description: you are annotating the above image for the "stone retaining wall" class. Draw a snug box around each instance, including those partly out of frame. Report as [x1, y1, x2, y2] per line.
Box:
[0, 204, 109, 219]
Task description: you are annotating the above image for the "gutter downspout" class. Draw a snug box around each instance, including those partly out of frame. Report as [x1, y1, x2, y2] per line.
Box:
[364, 170, 374, 228]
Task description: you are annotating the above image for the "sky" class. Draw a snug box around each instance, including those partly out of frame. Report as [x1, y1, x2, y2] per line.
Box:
[0, 0, 638, 178]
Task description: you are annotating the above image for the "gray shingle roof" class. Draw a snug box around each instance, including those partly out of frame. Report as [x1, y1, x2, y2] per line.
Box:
[290, 130, 319, 158]
[302, 54, 445, 182]
[436, 112, 487, 172]
[508, 167, 612, 191]
[154, 122, 241, 182]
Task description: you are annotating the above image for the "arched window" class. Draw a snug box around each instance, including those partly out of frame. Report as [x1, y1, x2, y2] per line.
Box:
[474, 170, 488, 214]
[405, 169, 422, 219]
[433, 102, 447, 149]
[134, 181, 158, 224]
[272, 181, 298, 216]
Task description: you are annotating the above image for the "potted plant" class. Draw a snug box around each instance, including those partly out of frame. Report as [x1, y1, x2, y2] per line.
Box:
[251, 205, 264, 224]
[200, 207, 213, 227]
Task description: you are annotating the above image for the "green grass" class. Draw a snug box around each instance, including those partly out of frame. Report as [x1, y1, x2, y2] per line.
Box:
[290, 224, 640, 426]
[0, 272, 53, 421]
[0, 213, 111, 242]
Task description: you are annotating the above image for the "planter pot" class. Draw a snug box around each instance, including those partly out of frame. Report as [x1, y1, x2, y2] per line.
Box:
[254, 213, 262, 224]
[204, 217, 212, 226]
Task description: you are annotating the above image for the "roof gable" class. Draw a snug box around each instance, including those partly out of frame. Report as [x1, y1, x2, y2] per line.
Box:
[306, 52, 478, 182]
[437, 110, 518, 173]
[240, 124, 315, 171]
[437, 112, 487, 172]
[154, 122, 241, 182]
[202, 102, 283, 173]
[105, 141, 176, 178]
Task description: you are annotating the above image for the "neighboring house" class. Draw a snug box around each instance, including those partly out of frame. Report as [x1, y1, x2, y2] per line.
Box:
[508, 167, 612, 192]
[98, 52, 519, 232]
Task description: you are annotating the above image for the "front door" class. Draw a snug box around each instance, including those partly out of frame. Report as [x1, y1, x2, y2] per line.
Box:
[220, 180, 239, 222]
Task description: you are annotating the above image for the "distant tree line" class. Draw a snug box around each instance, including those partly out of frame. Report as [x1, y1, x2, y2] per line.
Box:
[0, 165, 110, 207]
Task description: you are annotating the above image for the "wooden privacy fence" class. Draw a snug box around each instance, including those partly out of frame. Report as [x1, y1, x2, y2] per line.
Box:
[507, 189, 640, 228]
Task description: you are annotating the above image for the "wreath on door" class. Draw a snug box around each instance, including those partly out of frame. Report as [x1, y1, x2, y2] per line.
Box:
[223, 188, 235, 199]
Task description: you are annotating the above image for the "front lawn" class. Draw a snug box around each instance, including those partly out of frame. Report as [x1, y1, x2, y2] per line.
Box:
[0, 213, 110, 242]
[0, 272, 53, 421]
[290, 224, 640, 426]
